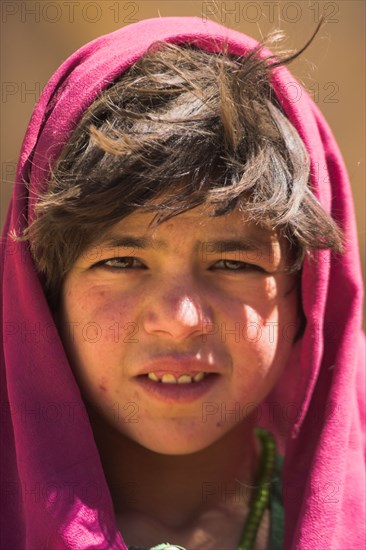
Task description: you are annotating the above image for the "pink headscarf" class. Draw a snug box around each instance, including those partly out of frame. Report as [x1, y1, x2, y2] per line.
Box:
[1, 17, 364, 550]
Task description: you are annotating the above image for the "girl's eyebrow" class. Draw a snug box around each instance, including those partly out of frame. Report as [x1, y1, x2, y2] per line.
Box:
[201, 239, 273, 254]
[95, 235, 274, 255]
[96, 235, 167, 251]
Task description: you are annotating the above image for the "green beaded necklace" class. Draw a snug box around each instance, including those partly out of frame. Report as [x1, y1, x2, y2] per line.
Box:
[236, 428, 277, 550]
[141, 428, 277, 550]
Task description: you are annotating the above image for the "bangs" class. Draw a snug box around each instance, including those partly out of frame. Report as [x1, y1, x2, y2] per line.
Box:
[18, 41, 343, 307]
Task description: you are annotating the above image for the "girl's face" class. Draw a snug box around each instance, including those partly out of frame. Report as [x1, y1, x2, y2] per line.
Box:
[58, 206, 300, 454]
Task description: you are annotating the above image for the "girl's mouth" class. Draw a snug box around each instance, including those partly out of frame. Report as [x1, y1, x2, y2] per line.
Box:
[145, 371, 209, 383]
[135, 372, 220, 403]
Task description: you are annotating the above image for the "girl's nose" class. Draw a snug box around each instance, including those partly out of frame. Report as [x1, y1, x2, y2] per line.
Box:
[141, 279, 215, 342]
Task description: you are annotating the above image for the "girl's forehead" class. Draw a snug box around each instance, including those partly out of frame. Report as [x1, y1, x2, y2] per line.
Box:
[104, 205, 277, 240]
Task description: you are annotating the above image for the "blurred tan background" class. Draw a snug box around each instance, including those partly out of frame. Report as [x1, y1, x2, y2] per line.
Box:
[1, 1, 365, 324]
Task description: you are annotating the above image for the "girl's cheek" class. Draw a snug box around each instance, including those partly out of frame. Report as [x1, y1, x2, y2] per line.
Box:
[238, 302, 296, 369]
[67, 281, 139, 320]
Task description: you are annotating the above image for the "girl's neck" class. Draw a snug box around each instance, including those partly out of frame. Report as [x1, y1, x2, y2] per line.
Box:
[88, 408, 261, 530]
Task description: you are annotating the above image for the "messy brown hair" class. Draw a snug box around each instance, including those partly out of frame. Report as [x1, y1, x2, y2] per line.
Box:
[20, 36, 344, 307]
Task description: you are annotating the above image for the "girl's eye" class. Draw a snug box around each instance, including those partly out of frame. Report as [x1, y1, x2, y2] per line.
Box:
[212, 259, 266, 272]
[93, 257, 146, 270]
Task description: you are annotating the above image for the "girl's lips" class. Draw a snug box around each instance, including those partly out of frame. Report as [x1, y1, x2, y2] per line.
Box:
[134, 373, 220, 404]
[134, 356, 224, 377]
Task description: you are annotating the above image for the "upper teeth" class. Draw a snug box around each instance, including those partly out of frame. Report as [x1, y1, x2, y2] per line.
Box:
[147, 372, 206, 383]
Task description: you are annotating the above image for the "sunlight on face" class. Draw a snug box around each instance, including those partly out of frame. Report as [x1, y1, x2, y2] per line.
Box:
[57, 206, 300, 454]
[176, 296, 201, 327]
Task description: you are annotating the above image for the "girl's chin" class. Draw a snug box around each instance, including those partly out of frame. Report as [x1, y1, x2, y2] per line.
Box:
[87, 400, 239, 455]
[132, 440, 217, 456]
[120, 423, 232, 456]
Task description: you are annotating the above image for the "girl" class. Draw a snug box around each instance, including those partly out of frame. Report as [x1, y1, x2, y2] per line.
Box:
[1, 16, 364, 550]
